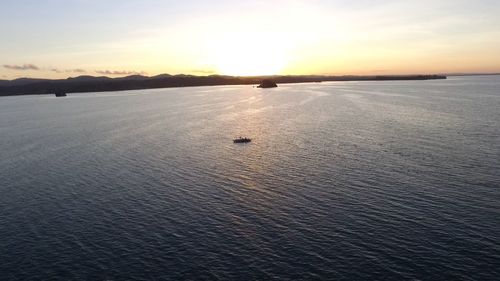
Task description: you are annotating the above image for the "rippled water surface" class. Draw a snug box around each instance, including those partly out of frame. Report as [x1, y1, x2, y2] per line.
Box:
[1, 76, 499, 280]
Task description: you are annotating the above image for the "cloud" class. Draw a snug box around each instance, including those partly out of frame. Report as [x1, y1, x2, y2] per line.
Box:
[3, 64, 39, 71]
[51, 68, 87, 73]
[96, 70, 148, 76]
[192, 69, 216, 74]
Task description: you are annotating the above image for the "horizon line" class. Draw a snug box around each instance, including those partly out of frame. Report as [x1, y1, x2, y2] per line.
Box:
[2, 72, 500, 82]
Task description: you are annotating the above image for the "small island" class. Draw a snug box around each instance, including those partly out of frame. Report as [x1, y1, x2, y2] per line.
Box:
[257, 80, 278, 88]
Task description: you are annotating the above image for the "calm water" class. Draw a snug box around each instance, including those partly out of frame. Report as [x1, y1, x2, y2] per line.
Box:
[1, 76, 499, 280]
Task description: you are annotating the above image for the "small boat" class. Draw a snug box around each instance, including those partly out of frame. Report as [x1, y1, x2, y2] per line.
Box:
[55, 91, 67, 97]
[233, 137, 252, 143]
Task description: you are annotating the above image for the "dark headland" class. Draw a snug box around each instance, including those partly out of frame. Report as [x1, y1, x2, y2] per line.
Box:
[0, 74, 446, 96]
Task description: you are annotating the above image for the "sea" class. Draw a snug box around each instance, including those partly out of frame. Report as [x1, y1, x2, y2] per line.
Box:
[0, 76, 499, 280]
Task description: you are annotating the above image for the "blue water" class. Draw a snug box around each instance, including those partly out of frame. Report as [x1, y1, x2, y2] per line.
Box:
[1, 76, 499, 280]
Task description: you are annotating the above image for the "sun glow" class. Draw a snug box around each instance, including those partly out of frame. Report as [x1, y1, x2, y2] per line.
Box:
[210, 34, 288, 76]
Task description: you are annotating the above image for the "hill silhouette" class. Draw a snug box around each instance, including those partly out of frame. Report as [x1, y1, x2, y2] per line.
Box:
[0, 74, 446, 96]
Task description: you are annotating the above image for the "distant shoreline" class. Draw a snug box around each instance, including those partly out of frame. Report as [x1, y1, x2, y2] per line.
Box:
[0, 74, 446, 97]
[446, 73, 500, 77]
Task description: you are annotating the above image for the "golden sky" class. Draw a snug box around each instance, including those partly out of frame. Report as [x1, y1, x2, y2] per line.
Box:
[1, 0, 500, 79]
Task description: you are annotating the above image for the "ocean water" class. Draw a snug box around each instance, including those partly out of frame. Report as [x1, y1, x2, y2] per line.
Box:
[0, 76, 499, 280]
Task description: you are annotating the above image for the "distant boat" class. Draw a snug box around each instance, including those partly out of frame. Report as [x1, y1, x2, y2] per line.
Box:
[233, 137, 252, 143]
[55, 92, 67, 97]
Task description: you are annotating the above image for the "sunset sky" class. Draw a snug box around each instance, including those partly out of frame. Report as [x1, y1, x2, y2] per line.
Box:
[1, 0, 500, 79]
